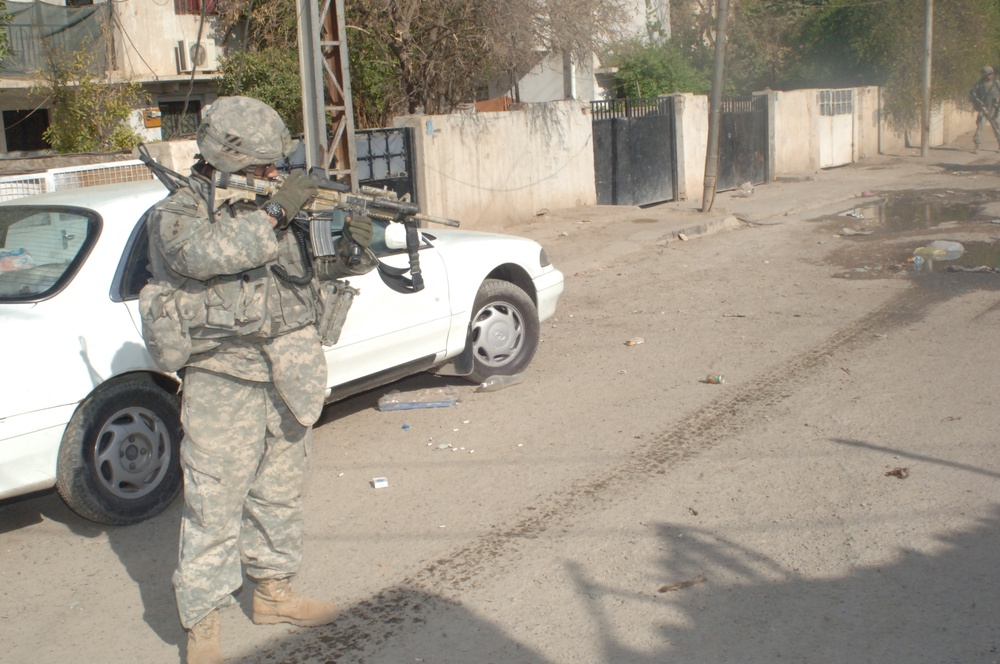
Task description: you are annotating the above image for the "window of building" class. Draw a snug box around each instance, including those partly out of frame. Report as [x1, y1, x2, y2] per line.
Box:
[174, 0, 217, 15]
[65, 0, 95, 7]
[3, 109, 50, 152]
[159, 100, 202, 140]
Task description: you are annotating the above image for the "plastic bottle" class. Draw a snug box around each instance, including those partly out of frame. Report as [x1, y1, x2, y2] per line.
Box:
[475, 373, 525, 393]
[913, 255, 925, 271]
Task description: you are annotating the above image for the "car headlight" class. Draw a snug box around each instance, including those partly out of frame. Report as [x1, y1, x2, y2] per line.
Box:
[539, 248, 552, 267]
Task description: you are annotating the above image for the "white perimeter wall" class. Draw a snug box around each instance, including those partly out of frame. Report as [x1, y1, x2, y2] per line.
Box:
[394, 101, 596, 230]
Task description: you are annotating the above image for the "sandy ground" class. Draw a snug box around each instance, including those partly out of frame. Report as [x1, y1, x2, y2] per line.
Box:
[3, 137, 1000, 663]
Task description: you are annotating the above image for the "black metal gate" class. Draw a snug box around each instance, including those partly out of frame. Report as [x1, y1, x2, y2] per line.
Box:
[356, 127, 417, 204]
[718, 95, 768, 192]
[592, 97, 677, 206]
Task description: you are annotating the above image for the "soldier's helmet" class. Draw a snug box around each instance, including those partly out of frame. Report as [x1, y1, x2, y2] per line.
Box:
[196, 96, 292, 173]
[983, 66, 995, 76]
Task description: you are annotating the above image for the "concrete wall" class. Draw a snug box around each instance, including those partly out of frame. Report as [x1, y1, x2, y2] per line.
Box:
[394, 101, 596, 230]
[672, 93, 709, 201]
[112, 2, 222, 81]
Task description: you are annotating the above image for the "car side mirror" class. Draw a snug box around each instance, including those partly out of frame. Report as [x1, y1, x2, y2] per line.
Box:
[384, 222, 422, 250]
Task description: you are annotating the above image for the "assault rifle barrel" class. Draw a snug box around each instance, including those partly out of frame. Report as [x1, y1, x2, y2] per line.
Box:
[215, 172, 461, 227]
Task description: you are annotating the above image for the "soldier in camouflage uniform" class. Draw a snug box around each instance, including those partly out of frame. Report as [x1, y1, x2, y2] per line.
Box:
[142, 97, 372, 664]
[970, 65, 1000, 152]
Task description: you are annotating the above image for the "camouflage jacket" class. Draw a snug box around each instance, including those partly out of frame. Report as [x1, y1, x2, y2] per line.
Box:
[146, 170, 327, 425]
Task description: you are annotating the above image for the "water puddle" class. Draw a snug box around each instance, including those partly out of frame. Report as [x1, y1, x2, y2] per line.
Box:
[835, 189, 1000, 233]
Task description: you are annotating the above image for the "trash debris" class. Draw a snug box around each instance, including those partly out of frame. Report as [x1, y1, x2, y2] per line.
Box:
[678, 232, 689, 241]
[946, 265, 994, 272]
[884, 467, 909, 479]
[371, 477, 389, 489]
[624, 337, 645, 346]
[845, 210, 864, 219]
[737, 181, 755, 197]
[401, 424, 410, 430]
[658, 575, 707, 592]
[705, 374, 724, 384]
[840, 227, 872, 236]
[377, 387, 459, 411]
[436, 443, 451, 450]
[861, 190, 878, 197]
[914, 240, 964, 261]
[476, 373, 525, 393]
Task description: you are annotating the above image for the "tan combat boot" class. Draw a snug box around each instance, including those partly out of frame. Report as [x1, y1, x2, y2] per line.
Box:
[186, 609, 223, 664]
[252, 578, 339, 627]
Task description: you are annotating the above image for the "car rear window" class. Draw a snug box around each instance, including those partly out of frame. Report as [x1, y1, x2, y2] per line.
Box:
[0, 206, 99, 301]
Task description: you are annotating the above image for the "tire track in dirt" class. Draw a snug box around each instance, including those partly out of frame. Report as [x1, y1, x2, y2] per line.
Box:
[255, 286, 945, 663]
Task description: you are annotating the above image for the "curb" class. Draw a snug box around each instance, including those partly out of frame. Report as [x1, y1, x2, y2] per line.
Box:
[658, 215, 744, 243]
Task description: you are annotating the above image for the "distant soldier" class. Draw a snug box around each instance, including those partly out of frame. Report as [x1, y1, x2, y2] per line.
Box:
[970, 65, 1000, 152]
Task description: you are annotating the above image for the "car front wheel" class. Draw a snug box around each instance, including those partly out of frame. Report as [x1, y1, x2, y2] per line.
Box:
[56, 377, 182, 525]
[468, 279, 540, 383]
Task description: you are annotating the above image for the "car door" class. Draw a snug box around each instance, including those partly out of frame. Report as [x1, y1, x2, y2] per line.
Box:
[118, 214, 455, 388]
[320, 221, 453, 387]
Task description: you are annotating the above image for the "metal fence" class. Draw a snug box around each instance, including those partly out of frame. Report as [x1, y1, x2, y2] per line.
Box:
[0, 160, 155, 202]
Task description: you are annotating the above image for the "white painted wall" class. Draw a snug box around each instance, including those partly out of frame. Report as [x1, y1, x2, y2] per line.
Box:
[112, 1, 221, 81]
[394, 101, 597, 230]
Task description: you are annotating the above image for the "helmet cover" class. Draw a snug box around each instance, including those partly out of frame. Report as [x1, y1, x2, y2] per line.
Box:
[196, 96, 292, 173]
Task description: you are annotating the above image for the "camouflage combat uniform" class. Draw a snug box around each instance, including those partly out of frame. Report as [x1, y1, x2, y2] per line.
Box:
[971, 68, 1000, 150]
[147, 170, 327, 630]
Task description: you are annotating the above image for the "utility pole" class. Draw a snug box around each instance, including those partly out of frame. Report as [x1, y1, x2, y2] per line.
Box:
[296, 0, 357, 189]
[920, 0, 933, 157]
[701, 0, 730, 212]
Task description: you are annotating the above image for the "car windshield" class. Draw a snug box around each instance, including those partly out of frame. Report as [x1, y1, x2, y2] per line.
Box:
[0, 206, 98, 301]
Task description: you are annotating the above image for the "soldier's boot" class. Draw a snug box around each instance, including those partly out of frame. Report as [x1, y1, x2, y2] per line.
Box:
[252, 578, 339, 627]
[186, 610, 224, 664]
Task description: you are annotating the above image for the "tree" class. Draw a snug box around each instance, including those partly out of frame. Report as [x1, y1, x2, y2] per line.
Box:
[34, 43, 147, 153]
[0, 1, 12, 65]
[212, 0, 304, 132]
[347, 0, 634, 117]
[604, 37, 710, 98]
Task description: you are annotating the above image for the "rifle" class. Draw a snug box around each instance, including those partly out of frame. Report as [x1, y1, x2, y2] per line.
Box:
[970, 88, 1000, 136]
[213, 169, 461, 293]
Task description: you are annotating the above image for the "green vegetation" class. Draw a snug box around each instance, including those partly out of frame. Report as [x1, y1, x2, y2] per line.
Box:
[35, 45, 147, 153]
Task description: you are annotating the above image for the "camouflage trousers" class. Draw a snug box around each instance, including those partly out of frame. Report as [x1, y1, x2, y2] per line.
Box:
[174, 367, 312, 629]
[974, 112, 1000, 148]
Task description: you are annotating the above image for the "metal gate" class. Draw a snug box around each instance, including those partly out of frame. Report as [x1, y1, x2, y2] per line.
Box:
[356, 127, 417, 204]
[817, 89, 854, 168]
[718, 95, 768, 192]
[592, 97, 677, 206]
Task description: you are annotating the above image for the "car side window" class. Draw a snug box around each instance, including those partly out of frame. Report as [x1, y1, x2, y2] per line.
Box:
[0, 207, 98, 301]
[118, 212, 152, 301]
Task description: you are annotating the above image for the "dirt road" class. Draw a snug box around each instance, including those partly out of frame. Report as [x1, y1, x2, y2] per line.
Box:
[3, 140, 1000, 663]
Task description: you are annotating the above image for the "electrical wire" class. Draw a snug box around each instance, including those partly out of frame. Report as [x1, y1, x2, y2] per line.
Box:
[111, 8, 159, 81]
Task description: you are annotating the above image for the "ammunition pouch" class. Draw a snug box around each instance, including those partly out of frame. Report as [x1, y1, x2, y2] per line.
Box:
[139, 280, 219, 372]
[316, 279, 359, 346]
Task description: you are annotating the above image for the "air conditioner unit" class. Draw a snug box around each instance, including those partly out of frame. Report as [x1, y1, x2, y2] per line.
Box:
[177, 40, 219, 73]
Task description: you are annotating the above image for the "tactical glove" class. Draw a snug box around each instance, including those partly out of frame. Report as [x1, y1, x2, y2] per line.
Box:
[269, 171, 318, 227]
[344, 213, 374, 248]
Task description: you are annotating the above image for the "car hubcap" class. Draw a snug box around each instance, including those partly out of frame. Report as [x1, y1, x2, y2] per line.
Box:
[471, 300, 524, 368]
[94, 407, 171, 500]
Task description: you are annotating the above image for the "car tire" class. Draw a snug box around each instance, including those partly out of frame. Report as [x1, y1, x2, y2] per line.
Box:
[56, 378, 182, 526]
[467, 279, 539, 383]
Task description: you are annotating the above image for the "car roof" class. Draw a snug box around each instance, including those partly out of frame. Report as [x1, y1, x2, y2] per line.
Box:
[0, 178, 169, 212]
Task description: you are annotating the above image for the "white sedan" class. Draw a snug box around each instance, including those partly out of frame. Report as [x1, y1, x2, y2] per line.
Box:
[0, 179, 563, 525]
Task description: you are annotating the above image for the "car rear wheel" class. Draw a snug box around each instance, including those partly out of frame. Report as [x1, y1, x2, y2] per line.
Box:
[468, 279, 539, 383]
[56, 378, 182, 525]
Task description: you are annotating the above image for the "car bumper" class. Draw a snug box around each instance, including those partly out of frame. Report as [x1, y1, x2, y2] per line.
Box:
[534, 268, 564, 322]
[0, 405, 74, 500]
